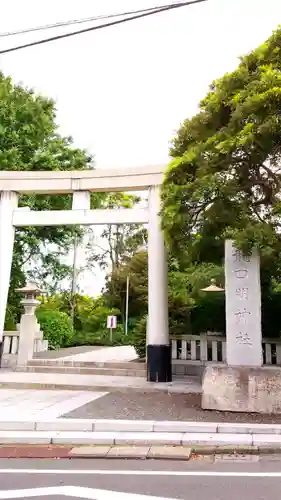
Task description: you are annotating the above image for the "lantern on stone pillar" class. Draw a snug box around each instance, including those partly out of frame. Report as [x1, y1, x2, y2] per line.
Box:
[15, 282, 44, 367]
[15, 282, 42, 315]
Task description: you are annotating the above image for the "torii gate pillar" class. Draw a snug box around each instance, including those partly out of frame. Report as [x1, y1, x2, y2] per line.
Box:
[147, 186, 171, 382]
[0, 191, 18, 340]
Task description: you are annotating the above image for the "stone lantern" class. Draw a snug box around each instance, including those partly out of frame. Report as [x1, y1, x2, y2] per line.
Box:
[15, 282, 43, 367]
[200, 279, 225, 338]
[200, 279, 224, 292]
[15, 282, 42, 315]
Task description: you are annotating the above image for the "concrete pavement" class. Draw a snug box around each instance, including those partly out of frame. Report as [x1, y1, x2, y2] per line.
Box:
[0, 389, 107, 420]
[2, 389, 281, 425]
[34, 345, 104, 360]
[56, 345, 137, 362]
[0, 371, 201, 393]
[1, 457, 281, 499]
[62, 389, 281, 423]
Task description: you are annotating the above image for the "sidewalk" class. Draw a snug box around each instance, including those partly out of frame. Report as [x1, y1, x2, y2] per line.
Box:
[1, 388, 281, 424]
[0, 389, 280, 458]
[0, 389, 107, 420]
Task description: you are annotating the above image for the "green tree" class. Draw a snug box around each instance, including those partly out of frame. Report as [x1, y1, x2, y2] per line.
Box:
[161, 26, 281, 276]
[104, 251, 148, 324]
[0, 72, 102, 325]
[104, 250, 224, 335]
[87, 192, 147, 273]
[38, 292, 126, 346]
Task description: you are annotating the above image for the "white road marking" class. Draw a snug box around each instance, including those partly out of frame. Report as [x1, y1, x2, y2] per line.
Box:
[0, 390, 107, 420]
[0, 485, 175, 499]
[0, 469, 280, 477]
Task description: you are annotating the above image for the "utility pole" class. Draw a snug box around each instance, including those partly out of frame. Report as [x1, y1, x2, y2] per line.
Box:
[70, 234, 78, 326]
[125, 274, 129, 336]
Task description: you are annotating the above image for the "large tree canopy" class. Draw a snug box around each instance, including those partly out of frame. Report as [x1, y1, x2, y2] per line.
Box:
[0, 72, 103, 326]
[161, 27, 281, 271]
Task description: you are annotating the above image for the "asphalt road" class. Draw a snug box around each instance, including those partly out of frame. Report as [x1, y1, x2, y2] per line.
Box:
[0, 457, 281, 499]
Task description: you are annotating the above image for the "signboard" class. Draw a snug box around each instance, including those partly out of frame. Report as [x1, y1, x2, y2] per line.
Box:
[107, 315, 117, 329]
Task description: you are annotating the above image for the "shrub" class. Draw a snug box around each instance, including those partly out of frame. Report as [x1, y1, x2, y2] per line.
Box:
[190, 293, 226, 334]
[75, 300, 121, 334]
[71, 325, 132, 347]
[131, 315, 147, 359]
[36, 309, 74, 349]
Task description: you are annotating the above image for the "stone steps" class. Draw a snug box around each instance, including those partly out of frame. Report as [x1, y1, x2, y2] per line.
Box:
[28, 359, 145, 369]
[22, 365, 146, 377]
[22, 359, 147, 377]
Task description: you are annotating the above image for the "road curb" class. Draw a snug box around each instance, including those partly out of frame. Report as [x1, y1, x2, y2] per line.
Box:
[0, 430, 280, 449]
[0, 419, 280, 435]
[1, 419, 281, 456]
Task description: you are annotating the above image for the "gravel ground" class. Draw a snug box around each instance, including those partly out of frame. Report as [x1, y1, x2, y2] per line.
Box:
[62, 391, 281, 423]
[34, 345, 104, 359]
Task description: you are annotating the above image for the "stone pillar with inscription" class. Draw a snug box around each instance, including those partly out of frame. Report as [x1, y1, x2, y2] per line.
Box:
[201, 240, 281, 414]
[225, 239, 262, 367]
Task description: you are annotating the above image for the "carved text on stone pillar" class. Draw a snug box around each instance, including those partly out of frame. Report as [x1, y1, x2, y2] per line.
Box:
[232, 248, 251, 263]
[225, 239, 262, 366]
[232, 252, 252, 346]
[236, 287, 249, 300]
[234, 308, 251, 325]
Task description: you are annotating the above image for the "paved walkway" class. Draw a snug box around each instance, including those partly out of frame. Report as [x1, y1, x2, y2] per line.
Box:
[0, 389, 107, 420]
[34, 345, 103, 360]
[0, 371, 201, 394]
[63, 392, 281, 423]
[56, 345, 137, 362]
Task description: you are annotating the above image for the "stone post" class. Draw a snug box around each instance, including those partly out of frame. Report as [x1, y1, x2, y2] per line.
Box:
[225, 239, 262, 366]
[16, 282, 42, 367]
[201, 240, 281, 414]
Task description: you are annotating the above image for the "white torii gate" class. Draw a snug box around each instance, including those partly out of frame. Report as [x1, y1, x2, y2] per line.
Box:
[0, 165, 171, 383]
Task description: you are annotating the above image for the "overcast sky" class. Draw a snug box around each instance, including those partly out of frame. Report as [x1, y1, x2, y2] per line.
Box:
[1, 0, 280, 295]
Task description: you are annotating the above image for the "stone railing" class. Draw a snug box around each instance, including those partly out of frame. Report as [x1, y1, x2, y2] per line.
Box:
[1, 330, 48, 368]
[171, 334, 281, 366]
[2, 331, 20, 355]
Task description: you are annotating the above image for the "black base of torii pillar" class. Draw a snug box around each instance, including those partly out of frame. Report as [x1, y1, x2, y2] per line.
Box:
[146, 344, 172, 382]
